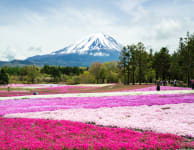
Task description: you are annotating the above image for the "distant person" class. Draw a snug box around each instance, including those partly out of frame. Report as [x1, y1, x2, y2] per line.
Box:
[7, 86, 10, 92]
[191, 80, 194, 90]
[156, 80, 160, 91]
[174, 79, 177, 87]
[163, 80, 166, 86]
[189, 79, 192, 88]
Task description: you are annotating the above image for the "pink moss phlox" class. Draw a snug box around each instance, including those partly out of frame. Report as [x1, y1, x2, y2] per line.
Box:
[1, 93, 193, 115]
[0, 118, 193, 149]
[129, 86, 192, 91]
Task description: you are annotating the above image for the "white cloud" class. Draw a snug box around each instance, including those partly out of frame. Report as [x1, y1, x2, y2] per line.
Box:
[155, 19, 181, 35]
[0, 7, 119, 61]
[115, 0, 147, 13]
[0, 0, 194, 60]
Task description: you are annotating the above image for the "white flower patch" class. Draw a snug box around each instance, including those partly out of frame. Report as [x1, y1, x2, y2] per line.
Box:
[0, 90, 194, 101]
[75, 84, 115, 87]
[5, 103, 194, 138]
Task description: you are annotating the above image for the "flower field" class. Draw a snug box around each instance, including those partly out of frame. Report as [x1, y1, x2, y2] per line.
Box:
[0, 83, 154, 97]
[1, 84, 194, 149]
[0, 84, 99, 97]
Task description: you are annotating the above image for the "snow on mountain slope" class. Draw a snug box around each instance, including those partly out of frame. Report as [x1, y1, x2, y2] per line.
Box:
[53, 33, 122, 56]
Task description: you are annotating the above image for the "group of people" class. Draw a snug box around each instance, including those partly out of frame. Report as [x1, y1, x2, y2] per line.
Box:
[155, 80, 172, 86]
[155, 79, 177, 88]
[155, 79, 194, 90]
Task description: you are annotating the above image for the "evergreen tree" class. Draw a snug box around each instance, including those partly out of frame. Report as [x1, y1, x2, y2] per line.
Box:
[136, 42, 148, 85]
[0, 68, 9, 85]
[127, 44, 137, 85]
[153, 47, 170, 80]
[178, 32, 194, 86]
[119, 47, 127, 84]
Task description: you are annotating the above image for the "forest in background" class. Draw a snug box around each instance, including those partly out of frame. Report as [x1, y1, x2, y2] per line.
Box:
[0, 32, 193, 87]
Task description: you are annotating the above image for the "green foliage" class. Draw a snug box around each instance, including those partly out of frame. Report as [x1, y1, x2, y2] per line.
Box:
[119, 46, 128, 84]
[66, 76, 81, 85]
[0, 68, 9, 85]
[41, 65, 84, 82]
[98, 65, 108, 83]
[135, 42, 148, 84]
[119, 42, 149, 85]
[169, 52, 182, 80]
[80, 71, 96, 83]
[177, 32, 194, 86]
[153, 47, 170, 80]
[89, 62, 102, 83]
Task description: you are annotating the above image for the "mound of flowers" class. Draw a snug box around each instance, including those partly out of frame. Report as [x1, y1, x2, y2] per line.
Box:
[0, 118, 194, 150]
[1, 85, 194, 149]
[0, 84, 110, 97]
[6, 103, 194, 137]
[1, 93, 194, 115]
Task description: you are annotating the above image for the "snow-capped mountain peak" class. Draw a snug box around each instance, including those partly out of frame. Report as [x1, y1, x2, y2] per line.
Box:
[54, 33, 122, 55]
[25, 33, 121, 66]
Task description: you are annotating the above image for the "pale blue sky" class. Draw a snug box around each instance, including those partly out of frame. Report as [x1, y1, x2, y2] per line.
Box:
[0, 0, 194, 60]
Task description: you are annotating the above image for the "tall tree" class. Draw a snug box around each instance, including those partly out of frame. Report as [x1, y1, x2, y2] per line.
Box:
[98, 65, 108, 83]
[169, 52, 182, 80]
[153, 47, 170, 80]
[136, 42, 148, 85]
[0, 68, 9, 85]
[127, 44, 137, 85]
[178, 32, 194, 86]
[146, 49, 155, 83]
[89, 62, 102, 84]
[27, 65, 39, 83]
[103, 62, 119, 83]
[119, 47, 127, 84]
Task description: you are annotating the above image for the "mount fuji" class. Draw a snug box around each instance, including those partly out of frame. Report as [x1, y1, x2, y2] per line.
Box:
[53, 33, 122, 56]
[2, 33, 122, 67]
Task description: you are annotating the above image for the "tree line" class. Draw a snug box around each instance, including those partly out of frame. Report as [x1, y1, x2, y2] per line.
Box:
[119, 32, 194, 87]
[0, 32, 193, 86]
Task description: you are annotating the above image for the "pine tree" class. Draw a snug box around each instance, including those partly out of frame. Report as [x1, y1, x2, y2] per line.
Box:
[119, 47, 127, 84]
[0, 68, 9, 85]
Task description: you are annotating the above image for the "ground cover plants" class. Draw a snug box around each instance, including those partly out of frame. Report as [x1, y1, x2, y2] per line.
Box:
[0, 84, 103, 97]
[1, 93, 194, 115]
[0, 84, 158, 97]
[0, 118, 194, 150]
[0, 84, 194, 149]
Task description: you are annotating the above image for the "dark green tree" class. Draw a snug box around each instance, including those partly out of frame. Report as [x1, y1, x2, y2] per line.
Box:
[127, 44, 137, 85]
[178, 32, 194, 86]
[0, 68, 9, 85]
[169, 52, 182, 80]
[153, 47, 170, 80]
[136, 42, 148, 85]
[119, 47, 127, 84]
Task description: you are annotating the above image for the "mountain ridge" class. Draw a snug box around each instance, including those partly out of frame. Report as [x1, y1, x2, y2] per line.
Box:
[0, 33, 122, 67]
[52, 33, 122, 55]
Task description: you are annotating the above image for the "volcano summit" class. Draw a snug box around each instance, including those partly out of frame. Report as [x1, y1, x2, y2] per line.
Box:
[2, 33, 122, 67]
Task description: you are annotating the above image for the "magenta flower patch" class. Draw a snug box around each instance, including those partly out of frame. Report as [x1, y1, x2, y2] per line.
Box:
[0, 118, 193, 149]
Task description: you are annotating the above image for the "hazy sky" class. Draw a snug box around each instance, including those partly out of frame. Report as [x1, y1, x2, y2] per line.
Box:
[0, 0, 194, 61]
